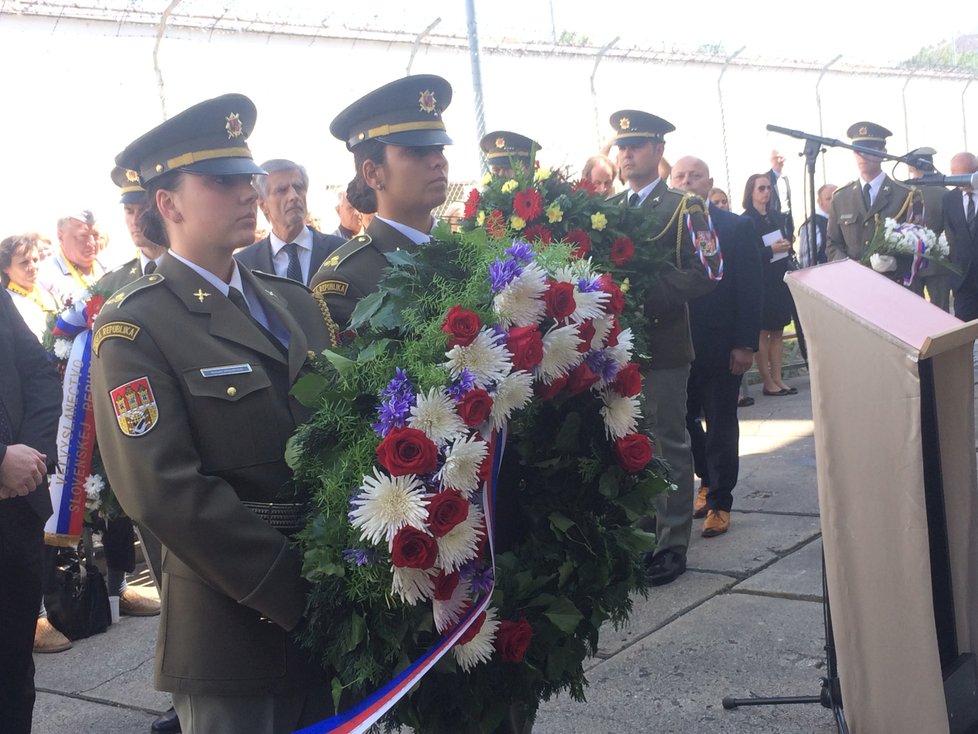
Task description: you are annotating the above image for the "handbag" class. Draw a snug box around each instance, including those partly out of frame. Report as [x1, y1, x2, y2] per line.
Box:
[45, 533, 112, 641]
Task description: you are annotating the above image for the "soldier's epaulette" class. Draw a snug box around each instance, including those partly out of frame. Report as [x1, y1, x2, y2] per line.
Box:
[252, 269, 312, 293]
[105, 258, 139, 276]
[102, 273, 164, 308]
[320, 234, 372, 270]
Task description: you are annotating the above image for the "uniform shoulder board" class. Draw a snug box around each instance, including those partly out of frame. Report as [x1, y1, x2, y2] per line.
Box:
[251, 270, 312, 293]
[321, 234, 373, 271]
[106, 258, 139, 276]
[103, 273, 165, 309]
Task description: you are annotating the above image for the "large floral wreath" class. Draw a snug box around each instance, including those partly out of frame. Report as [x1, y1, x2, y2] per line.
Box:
[291, 222, 671, 731]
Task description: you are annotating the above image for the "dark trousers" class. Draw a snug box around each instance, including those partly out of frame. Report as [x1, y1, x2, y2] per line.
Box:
[103, 515, 136, 573]
[685, 357, 742, 512]
[954, 284, 978, 322]
[0, 499, 45, 734]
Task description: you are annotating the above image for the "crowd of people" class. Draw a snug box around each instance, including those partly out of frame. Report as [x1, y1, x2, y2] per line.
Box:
[3, 70, 978, 734]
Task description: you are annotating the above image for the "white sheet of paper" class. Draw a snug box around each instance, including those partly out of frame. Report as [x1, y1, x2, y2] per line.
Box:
[763, 230, 789, 261]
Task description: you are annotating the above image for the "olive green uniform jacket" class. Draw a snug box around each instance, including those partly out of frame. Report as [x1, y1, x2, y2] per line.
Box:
[609, 181, 719, 369]
[826, 175, 916, 263]
[90, 253, 329, 696]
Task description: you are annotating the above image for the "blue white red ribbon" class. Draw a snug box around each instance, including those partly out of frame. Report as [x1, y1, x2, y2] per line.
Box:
[295, 427, 506, 734]
[903, 231, 928, 287]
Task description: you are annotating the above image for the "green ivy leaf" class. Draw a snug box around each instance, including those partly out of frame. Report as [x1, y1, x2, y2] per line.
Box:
[350, 289, 385, 326]
[543, 597, 583, 634]
[616, 488, 655, 521]
[320, 349, 356, 377]
[290, 372, 328, 408]
[347, 613, 366, 652]
[549, 511, 576, 534]
[358, 338, 393, 363]
[598, 466, 623, 498]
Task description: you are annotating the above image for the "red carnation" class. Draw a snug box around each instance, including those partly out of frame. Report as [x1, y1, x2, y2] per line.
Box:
[535, 374, 569, 400]
[544, 281, 576, 321]
[426, 490, 469, 537]
[457, 611, 486, 645]
[486, 210, 507, 238]
[605, 316, 622, 347]
[522, 224, 553, 244]
[507, 326, 544, 371]
[456, 388, 493, 427]
[391, 525, 439, 569]
[513, 189, 544, 221]
[572, 179, 598, 195]
[375, 426, 439, 477]
[496, 618, 533, 663]
[566, 362, 600, 396]
[564, 229, 591, 259]
[433, 570, 461, 601]
[576, 320, 595, 352]
[463, 188, 480, 219]
[610, 236, 635, 265]
[614, 433, 654, 473]
[441, 305, 481, 347]
[612, 363, 642, 397]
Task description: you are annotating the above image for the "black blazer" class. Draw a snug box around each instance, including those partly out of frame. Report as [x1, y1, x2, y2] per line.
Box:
[0, 289, 62, 519]
[235, 227, 344, 286]
[943, 189, 978, 289]
[687, 203, 764, 364]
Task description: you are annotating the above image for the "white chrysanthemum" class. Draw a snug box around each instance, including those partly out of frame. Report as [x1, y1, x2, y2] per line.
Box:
[54, 338, 73, 360]
[434, 577, 472, 633]
[350, 469, 428, 546]
[537, 325, 584, 381]
[436, 504, 484, 573]
[599, 390, 642, 439]
[84, 474, 105, 511]
[570, 288, 610, 323]
[409, 387, 466, 447]
[489, 370, 534, 430]
[591, 316, 612, 349]
[493, 263, 548, 327]
[605, 328, 635, 367]
[445, 328, 511, 388]
[937, 232, 949, 256]
[391, 566, 436, 605]
[453, 606, 500, 672]
[437, 435, 489, 497]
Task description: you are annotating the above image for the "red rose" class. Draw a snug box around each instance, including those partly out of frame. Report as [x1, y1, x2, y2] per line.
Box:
[614, 433, 653, 473]
[605, 316, 622, 347]
[433, 570, 460, 601]
[375, 426, 439, 476]
[426, 490, 469, 537]
[486, 210, 507, 238]
[564, 229, 591, 259]
[507, 326, 544, 371]
[85, 295, 106, 328]
[456, 388, 493, 427]
[391, 525, 439, 569]
[599, 275, 624, 315]
[522, 224, 552, 244]
[566, 362, 600, 396]
[457, 611, 486, 645]
[612, 363, 642, 397]
[610, 236, 635, 265]
[535, 374, 569, 400]
[463, 188, 480, 219]
[477, 453, 492, 483]
[577, 320, 595, 352]
[544, 281, 576, 321]
[513, 189, 544, 221]
[441, 305, 481, 347]
[496, 618, 533, 663]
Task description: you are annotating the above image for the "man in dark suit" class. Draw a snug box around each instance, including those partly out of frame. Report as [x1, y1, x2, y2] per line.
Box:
[0, 289, 62, 734]
[943, 151, 978, 321]
[672, 156, 763, 538]
[236, 159, 343, 285]
[798, 184, 837, 268]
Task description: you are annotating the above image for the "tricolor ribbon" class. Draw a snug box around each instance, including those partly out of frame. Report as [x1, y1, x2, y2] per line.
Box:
[903, 230, 928, 287]
[688, 213, 724, 281]
[296, 426, 506, 734]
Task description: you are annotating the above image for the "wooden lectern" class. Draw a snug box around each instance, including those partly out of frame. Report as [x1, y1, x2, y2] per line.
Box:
[787, 260, 978, 734]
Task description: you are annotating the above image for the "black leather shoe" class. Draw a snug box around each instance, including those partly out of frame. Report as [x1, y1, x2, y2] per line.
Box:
[151, 707, 181, 733]
[644, 549, 687, 587]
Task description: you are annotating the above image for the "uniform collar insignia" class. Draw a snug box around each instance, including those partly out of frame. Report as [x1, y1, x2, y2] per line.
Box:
[193, 288, 211, 303]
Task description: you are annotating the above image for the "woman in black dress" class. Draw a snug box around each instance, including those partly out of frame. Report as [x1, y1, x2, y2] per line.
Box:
[742, 173, 796, 396]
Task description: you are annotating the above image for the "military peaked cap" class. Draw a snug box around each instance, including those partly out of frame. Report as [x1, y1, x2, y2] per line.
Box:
[480, 130, 541, 166]
[847, 121, 892, 147]
[610, 110, 675, 145]
[110, 165, 147, 204]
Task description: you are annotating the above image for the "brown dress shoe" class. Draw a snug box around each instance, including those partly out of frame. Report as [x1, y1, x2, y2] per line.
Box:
[119, 588, 161, 617]
[693, 486, 710, 519]
[34, 617, 72, 653]
[702, 509, 730, 537]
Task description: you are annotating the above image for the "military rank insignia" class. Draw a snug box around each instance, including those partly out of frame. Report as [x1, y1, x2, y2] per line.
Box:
[419, 89, 437, 114]
[110, 376, 159, 437]
[226, 112, 243, 139]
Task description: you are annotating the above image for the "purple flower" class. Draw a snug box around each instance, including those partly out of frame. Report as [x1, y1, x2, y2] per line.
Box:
[342, 548, 376, 566]
[586, 349, 621, 383]
[488, 258, 523, 294]
[462, 564, 495, 596]
[372, 368, 416, 436]
[577, 274, 602, 293]
[448, 368, 477, 400]
[504, 240, 535, 264]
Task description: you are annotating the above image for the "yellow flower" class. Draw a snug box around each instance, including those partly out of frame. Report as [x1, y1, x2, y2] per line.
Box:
[481, 172, 492, 186]
[476, 210, 486, 226]
[546, 204, 563, 224]
[591, 212, 608, 231]
[620, 277, 631, 294]
[510, 215, 526, 230]
[501, 180, 519, 194]
[534, 168, 552, 182]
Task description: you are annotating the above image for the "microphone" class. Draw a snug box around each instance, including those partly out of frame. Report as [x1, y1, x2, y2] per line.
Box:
[904, 173, 978, 188]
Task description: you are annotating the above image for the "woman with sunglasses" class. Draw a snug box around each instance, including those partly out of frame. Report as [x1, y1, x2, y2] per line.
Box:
[742, 173, 797, 397]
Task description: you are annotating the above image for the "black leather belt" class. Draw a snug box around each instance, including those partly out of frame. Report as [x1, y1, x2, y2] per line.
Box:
[242, 501, 308, 533]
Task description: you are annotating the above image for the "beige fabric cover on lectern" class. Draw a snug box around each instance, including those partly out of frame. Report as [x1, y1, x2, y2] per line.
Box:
[787, 260, 978, 734]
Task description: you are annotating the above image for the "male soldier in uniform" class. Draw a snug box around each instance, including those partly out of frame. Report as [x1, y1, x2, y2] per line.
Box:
[480, 130, 541, 178]
[826, 122, 919, 274]
[310, 75, 454, 340]
[90, 94, 331, 734]
[904, 147, 950, 311]
[608, 110, 721, 585]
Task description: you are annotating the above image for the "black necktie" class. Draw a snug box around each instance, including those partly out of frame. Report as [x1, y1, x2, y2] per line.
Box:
[863, 183, 872, 210]
[143, 260, 156, 275]
[0, 395, 11, 446]
[227, 287, 287, 355]
[968, 193, 975, 225]
[283, 243, 303, 283]
[628, 192, 640, 207]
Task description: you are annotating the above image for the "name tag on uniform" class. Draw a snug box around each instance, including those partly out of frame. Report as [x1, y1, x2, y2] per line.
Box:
[200, 363, 253, 378]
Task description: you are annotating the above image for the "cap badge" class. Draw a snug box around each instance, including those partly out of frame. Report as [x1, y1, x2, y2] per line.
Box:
[419, 90, 437, 114]
[225, 112, 243, 139]
[495, 137, 506, 149]
[858, 126, 868, 136]
[620, 117, 631, 130]
[125, 169, 140, 183]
